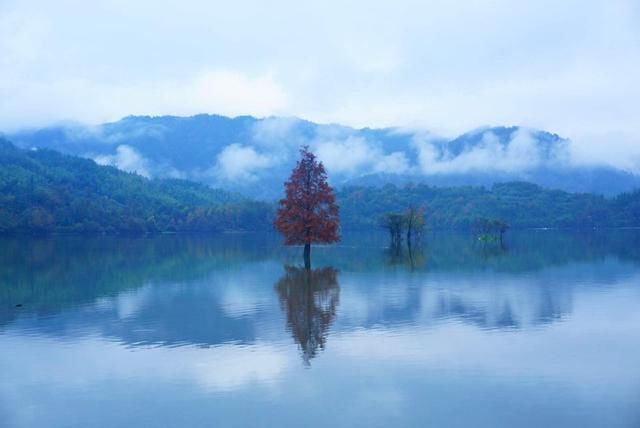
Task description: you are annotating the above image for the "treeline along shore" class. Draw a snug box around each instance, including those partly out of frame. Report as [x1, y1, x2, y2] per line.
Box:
[1, 139, 639, 234]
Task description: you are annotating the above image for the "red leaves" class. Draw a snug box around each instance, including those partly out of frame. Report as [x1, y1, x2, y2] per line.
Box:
[274, 146, 340, 245]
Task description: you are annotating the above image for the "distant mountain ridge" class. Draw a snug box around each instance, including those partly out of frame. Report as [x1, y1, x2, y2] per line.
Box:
[5, 114, 640, 198]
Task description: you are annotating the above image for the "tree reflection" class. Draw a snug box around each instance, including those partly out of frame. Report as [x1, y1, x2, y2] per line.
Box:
[473, 237, 508, 261]
[275, 266, 340, 365]
[385, 243, 427, 270]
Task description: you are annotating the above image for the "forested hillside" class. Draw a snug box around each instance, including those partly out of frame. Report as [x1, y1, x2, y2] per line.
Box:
[2, 139, 640, 234]
[0, 139, 273, 234]
[338, 182, 640, 230]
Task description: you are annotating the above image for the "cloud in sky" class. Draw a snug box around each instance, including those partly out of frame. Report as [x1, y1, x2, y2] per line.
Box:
[0, 0, 639, 167]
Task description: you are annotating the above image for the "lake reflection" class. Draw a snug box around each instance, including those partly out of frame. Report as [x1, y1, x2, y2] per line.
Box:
[0, 231, 639, 427]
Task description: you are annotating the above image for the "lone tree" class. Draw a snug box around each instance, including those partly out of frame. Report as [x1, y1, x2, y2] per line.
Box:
[274, 146, 340, 268]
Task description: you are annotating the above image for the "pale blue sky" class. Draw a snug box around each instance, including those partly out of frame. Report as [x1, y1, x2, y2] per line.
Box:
[1, 0, 639, 168]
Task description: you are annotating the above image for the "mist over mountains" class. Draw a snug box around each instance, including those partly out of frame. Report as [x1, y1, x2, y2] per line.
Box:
[6, 114, 639, 199]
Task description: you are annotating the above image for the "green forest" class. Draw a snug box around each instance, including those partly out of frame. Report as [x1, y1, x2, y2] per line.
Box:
[1, 138, 640, 234]
[0, 139, 273, 233]
[338, 182, 640, 229]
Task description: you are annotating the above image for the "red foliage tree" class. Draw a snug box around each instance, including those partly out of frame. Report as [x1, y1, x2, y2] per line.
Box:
[274, 146, 340, 266]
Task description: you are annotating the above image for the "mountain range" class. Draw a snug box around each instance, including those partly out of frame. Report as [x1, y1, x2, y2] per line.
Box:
[5, 114, 640, 199]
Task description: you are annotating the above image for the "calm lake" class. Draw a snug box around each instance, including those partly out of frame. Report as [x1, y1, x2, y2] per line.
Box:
[1, 231, 639, 427]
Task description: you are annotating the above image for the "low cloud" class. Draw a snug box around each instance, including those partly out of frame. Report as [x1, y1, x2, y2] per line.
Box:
[252, 119, 415, 178]
[373, 151, 410, 174]
[568, 132, 640, 173]
[92, 145, 151, 178]
[213, 143, 275, 181]
[313, 135, 411, 176]
[413, 128, 570, 175]
[314, 136, 377, 174]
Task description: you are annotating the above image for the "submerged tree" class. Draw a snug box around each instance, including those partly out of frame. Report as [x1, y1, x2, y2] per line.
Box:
[380, 206, 426, 249]
[274, 146, 340, 268]
[379, 212, 405, 247]
[473, 217, 509, 243]
[404, 205, 426, 246]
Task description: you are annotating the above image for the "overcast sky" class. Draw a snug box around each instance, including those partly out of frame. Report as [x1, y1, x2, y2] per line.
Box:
[1, 0, 639, 168]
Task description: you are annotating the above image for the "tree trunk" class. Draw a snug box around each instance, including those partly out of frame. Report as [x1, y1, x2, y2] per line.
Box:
[303, 243, 311, 269]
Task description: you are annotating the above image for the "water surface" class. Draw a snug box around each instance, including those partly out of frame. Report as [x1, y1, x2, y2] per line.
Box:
[1, 231, 639, 427]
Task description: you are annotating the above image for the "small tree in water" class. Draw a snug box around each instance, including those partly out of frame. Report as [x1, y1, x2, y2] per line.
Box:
[380, 213, 405, 247]
[380, 206, 425, 249]
[274, 146, 340, 268]
[404, 205, 425, 246]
